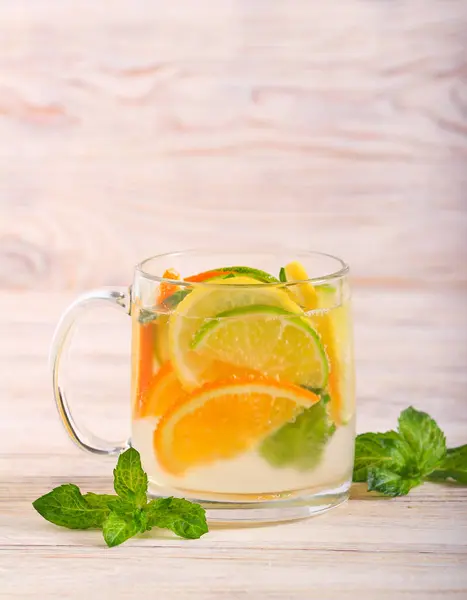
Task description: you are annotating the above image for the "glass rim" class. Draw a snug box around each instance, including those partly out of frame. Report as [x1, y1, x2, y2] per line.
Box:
[135, 248, 349, 288]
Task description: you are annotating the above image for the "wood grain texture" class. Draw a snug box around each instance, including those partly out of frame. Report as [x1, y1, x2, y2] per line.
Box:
[1, 1, 467, 598]
[0, 0, 466, 290]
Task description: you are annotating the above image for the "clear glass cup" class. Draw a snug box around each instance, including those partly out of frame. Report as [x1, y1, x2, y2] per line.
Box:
[51, 249, 355, 522]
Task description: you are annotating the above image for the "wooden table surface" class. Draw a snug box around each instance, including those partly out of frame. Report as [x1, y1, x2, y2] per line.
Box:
[1, 0, 467, 597]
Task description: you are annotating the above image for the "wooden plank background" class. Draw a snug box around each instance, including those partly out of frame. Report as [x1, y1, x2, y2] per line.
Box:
[0, 1, 466, 598]
[0, 0, 466, 290]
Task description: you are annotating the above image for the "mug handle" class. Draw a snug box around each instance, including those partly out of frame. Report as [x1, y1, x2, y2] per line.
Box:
[50, 288, 131, 456]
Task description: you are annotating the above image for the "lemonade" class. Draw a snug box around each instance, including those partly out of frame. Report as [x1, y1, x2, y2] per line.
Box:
[130, 255, 355, 513]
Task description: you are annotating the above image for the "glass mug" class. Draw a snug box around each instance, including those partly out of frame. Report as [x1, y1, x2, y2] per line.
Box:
[51, 249, 355, 522]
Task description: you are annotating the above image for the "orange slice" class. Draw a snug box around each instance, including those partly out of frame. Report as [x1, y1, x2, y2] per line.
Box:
[185, 269, 231, 283]
[154, 378, 320, 475]
[158, 268, 181, 303]
[132, 316, 157, 413]
[134, 361, 188, 419]
[185, 266, 279, 284]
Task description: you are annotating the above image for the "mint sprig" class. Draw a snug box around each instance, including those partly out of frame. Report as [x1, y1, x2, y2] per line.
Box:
[353, 406, 463, 497]
[33, 448, 208, 547]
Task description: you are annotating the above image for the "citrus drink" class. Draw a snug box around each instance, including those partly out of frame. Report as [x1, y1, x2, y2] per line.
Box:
[130, 258, 355, 507]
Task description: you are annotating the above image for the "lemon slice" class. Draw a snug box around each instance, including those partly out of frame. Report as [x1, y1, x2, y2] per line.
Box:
[313, 300, 355, 425]
[154, 378, 320, 474]
[168, 276, 302, 389]
[283, 261, 354, 424]
[192, 304, 328, 389]
[284, 260, 318, 309]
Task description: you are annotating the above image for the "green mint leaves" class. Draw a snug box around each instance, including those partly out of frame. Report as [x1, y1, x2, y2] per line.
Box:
[102, 511, 146, 547]
[259, 399, 335, 471]
[352, 431, 409, 483]
[33, 448, 208, 547]
[367, 469, 421, 497]
[138, 290, 192, 323]
[137, 308, 158, 324]
[353, 406, 460, 497]
[146, 497, 209, 539]
[429, 445, 467, 484]
[33, 484, 110, 529]
[112, 447, 148, 508]
[397, 407, 446, 475]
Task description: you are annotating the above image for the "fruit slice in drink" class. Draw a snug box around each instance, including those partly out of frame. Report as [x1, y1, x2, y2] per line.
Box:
[168, 276, 302, 389]
[134, 361, 188, 418]
[185, 266, 279, 284]
[154, 378, 320, 475]
[283, 260, 318, 309]
[281, 261, 354, 424]
[191, 304, 328, 390]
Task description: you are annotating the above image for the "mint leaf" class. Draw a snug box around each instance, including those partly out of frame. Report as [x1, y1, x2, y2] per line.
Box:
[367, 468, 421, 497]
[83, 493, 118, 509]
[162, 289, 191, 310]
[102, 511, 144, 547]
[146, 497, 208, 539]
[279, 267, 287, 283]
[108, 496, 141, 516]
[33, 484, 108, 529]
[139, 290, 192, 321]
[259, 401, 334, 471]
[353, 431, 409, 482]
[429, 445, 467, 484]
[84, 493, 138, 517]
[113, 448, 148, 508]
[138, 309, 158, 324]
[398, 407, 446, 476]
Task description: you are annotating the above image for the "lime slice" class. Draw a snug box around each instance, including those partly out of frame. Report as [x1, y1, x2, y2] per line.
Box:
[191, 304, 329, 390]
[168, 276, 302, 389]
